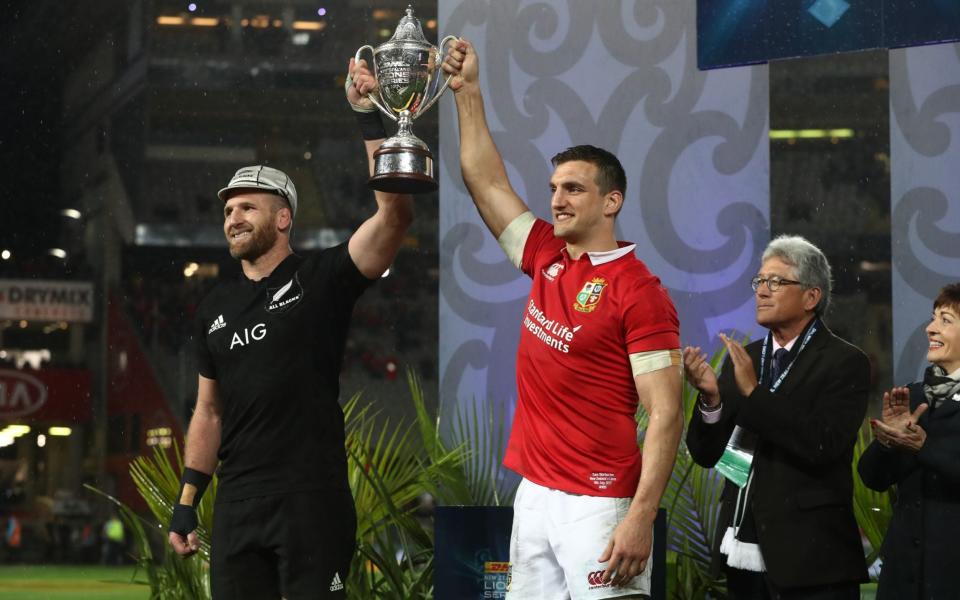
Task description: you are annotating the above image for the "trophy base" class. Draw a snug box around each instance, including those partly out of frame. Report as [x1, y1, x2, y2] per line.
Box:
[369, 145, 437, 194]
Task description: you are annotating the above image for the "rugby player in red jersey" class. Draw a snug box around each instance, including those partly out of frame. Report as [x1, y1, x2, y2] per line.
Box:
[443, 41, 683, 600]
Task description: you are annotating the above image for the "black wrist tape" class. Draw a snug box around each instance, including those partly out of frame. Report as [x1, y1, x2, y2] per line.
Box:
[169, 504, 198, 536]
[355, 110, 387, 140]
[177, 467, 212, 508]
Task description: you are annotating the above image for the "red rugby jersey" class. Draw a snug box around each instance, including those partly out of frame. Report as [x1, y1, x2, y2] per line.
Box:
[503, 218, 680, 497]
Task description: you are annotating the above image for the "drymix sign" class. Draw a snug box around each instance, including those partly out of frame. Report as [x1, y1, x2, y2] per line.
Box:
[0, 280, 94, 322]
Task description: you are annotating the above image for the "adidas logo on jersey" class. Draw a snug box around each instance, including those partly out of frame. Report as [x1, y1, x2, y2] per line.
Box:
[207, 314, 226, 334]
[329, 572, 344, 592]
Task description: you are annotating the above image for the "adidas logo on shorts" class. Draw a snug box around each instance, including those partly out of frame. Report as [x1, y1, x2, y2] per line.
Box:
[208, 314, 226, 334]
[329, 572, 344, 592]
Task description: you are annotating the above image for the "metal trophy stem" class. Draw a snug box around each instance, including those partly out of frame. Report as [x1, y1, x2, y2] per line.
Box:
[370, 111, 435, 194]
[355, 6, 458, 194]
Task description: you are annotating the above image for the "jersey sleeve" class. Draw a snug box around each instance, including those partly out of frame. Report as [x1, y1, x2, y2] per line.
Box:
[306, 242, 374, 314]
[622, 278, 681, 353]
[195, 311, 216, 379]
[518, 218, 558, 278]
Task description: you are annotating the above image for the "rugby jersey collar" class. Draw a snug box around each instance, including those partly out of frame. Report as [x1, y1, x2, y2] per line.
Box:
[240, 252, 303, 285]
[562, 243, 636, 266]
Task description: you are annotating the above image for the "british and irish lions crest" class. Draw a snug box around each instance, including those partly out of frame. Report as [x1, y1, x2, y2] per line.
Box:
[355, 7, 459, 194]
[574, 278, 608, 313]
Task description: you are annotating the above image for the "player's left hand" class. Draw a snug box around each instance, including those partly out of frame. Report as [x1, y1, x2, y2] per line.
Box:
[598, 513, 651, 587]
[720, 333, 758, 397]
[346, 57, 377, 110]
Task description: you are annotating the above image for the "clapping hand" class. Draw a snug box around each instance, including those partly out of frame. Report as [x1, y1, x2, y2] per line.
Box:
[719, 333, 758, 398]
[871, 386, 929, 452]
[682, 346, 720, 407]
[880, 387, 917, 429]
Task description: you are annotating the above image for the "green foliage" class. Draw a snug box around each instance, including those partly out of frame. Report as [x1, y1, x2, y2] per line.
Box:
[344, 369, 517, 599]
[441, 388, 518, 506]
[86, 443, 212, 600]
[91, 368, 514, 600]
[851, 424, 892, 569]
[344, 370, 458, 599]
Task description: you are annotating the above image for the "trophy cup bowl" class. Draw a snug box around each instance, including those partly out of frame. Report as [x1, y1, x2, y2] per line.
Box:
[356, 6, 457, 194]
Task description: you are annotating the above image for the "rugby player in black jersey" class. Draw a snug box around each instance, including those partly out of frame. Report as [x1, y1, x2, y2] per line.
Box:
[167, 59, 411, 599]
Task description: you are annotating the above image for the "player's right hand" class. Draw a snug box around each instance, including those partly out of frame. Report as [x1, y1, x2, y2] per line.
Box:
[442, 39, 478, 93]
[168, 504, 200, 557]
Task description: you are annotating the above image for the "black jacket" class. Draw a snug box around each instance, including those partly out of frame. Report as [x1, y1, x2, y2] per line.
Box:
[687, 323, 870, 588]
[857, 382, 960, 600]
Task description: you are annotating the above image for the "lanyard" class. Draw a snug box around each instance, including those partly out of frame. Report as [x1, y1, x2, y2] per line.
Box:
[715, 318, 821, 490]
[758, 318, 819, 392]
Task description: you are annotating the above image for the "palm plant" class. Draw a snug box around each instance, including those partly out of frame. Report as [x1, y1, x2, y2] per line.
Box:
[851, 424, 892, 568]
[436, 392, 518, 507]
[345, 369, 519, 598]
[91, 368, 515, 600]
[86, 441, 213, 599]
[344, 370, 466, 599]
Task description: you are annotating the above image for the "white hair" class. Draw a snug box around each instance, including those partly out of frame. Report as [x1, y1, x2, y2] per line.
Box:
[762, 235, 832, 315]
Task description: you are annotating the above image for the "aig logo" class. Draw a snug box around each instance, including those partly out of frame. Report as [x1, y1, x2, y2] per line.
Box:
[229, 323, 266, 350]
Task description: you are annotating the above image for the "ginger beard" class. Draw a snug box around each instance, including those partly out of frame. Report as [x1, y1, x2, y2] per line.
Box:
[227, 211, 280, 262]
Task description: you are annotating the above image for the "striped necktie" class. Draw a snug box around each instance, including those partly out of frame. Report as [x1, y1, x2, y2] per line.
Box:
[770, 348, 790, 383]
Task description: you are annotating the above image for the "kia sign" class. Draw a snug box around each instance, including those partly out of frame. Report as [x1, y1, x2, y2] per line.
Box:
[0, 369, 91, 422]
[0, 371, 48, 417]
[0, 279, 94, 322]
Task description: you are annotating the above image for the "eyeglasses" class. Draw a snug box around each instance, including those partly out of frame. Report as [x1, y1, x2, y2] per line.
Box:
[751, 276, 804, 292]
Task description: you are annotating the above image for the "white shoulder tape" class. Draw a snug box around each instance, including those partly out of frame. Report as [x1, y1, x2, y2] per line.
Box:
[629, 349, 681, 377]
[496, 211, 536, 269]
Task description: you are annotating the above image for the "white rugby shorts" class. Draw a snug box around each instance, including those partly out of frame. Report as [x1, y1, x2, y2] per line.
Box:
[506, 478, 652, 599]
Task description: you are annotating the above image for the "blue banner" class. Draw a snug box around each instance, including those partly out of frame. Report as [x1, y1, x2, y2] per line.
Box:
[434, 506, 513, 600]
[699, 0, 960, 69]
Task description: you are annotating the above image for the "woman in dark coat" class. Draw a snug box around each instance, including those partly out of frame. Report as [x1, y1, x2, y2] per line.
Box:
[858, 283, 960, 599]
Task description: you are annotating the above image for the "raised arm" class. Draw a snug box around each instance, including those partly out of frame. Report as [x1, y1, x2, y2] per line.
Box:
[345, 58, 414, 279]
[442, 40, 529, 238]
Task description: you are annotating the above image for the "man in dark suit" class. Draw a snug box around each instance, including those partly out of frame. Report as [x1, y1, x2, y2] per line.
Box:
[683, 235, 869, 599]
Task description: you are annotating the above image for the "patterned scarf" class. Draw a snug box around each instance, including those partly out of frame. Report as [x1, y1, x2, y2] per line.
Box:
[922, 365, 960, 409]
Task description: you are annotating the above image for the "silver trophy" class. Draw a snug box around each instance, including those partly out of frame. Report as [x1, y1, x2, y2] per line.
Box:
[355, 6, 457, 193]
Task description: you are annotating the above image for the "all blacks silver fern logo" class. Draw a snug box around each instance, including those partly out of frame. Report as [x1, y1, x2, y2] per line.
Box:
[265, 274, 304, 314]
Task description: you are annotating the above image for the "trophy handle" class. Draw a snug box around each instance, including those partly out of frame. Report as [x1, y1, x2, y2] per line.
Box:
[413, 35, 461, 118]
[354, 45, 398, 122]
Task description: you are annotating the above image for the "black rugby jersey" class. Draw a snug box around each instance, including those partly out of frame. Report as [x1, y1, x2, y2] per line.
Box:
[195, 243, 372, 502]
